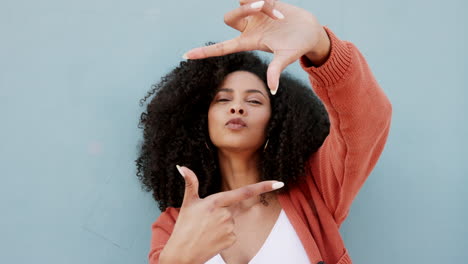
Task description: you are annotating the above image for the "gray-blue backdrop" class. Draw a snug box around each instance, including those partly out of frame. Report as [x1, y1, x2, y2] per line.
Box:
[1, 0, 466, 263]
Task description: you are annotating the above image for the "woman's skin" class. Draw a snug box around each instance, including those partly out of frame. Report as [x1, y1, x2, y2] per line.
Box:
[159, 1, 332, 263]
[208, 70, 272, 210]
[206, 71, 280, 263]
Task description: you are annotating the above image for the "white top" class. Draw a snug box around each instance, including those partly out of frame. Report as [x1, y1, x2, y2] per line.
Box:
[204, 209, 310, 264]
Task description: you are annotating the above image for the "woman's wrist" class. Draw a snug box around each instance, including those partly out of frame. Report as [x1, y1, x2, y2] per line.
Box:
[304, 26, 331, 67]
[159, 237, 194, 264]
[159, 247, 190, 264]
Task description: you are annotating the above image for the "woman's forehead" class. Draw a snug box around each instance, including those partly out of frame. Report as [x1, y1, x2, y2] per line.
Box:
[218, 71, 268, 93]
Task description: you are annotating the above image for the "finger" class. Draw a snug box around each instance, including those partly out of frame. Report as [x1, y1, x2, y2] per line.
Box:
[266, 50, 298, 95]
[239, 0, 278, 6]
[224, 1, 266, 32]
[239, 0, 284, 20]
[176, 165, 200, 206]
[183, 37, 251, 60]
[239, 0, 277, 4]
[210, 181, 284, 207]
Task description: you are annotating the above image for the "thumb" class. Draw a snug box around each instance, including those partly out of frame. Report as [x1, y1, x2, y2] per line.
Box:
[183, 37, 250, 60]
[176, 165, 200, 206]
[266, 50, 298, 95]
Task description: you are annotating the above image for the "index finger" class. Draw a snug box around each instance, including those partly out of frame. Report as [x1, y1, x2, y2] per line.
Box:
[210, 181, 284, 207]
[239, 0, 284, 20]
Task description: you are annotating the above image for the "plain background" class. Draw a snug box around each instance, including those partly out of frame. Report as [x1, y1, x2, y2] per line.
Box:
[1, 0, 466, 263]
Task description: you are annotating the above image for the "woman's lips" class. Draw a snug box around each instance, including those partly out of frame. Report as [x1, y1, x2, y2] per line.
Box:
[225, 118, 247, 130]
[226, 123, 246, 130]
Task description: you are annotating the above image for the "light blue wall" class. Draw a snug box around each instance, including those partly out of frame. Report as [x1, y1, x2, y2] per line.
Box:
[1, 0, 466, 263]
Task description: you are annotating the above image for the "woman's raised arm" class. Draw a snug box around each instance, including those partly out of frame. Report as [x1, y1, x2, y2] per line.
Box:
[300, 27, 393, 227]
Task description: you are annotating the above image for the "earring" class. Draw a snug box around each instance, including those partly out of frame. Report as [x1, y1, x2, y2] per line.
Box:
[263, 139, 269, 151]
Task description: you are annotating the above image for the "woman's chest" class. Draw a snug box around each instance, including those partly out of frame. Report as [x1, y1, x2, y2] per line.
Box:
[220, 203, 283, 264]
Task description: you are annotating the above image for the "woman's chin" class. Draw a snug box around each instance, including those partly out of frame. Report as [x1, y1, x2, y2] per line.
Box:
[217, 143, 260, 153]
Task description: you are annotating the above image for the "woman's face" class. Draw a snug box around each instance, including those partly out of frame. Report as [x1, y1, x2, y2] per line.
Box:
[208, 70, 271, 152]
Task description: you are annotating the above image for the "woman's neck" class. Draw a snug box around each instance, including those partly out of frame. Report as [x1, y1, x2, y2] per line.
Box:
[217, 149, 269, 209]
[218, 150, 261, 191]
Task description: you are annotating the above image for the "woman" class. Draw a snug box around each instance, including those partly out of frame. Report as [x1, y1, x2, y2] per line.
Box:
[136, 1, 392, 263]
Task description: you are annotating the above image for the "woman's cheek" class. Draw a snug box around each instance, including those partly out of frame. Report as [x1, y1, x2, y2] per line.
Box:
[208, 110, 223, 142]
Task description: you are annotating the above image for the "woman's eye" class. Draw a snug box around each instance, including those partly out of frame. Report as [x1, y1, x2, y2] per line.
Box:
[217, 99, 230, 102]
[248, 100, 261, 104]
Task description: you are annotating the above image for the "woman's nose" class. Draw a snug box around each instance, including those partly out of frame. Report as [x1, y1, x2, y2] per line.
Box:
[230, 106, 244, 115]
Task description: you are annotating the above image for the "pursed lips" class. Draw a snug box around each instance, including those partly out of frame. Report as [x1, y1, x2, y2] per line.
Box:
[225, 118, 247, 127]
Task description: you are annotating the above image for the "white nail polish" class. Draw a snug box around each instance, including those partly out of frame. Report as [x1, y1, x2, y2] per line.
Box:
[176, 165, 185, 177]
[250, 1, 265, 9]
[272, 182, 284, 190]
[272, 9, 285, 19]
[271, 89, 277, 95]
[182, 53, 189, 60]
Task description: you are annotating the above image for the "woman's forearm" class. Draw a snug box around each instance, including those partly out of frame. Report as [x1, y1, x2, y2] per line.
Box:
[304, 26, 332, 67]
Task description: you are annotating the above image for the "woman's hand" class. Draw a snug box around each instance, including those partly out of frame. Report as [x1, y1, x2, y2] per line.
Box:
[159, 165, 284, 264]
[182, 0, 331, 94]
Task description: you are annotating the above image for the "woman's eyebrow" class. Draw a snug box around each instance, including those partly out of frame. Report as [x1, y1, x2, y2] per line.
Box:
[217, 88, 234, 93]
[217, 88, 267, 98]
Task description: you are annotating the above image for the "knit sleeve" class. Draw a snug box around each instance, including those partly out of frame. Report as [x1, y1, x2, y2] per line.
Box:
[300, 26, 392, 227]
[148, 207, 178, 264]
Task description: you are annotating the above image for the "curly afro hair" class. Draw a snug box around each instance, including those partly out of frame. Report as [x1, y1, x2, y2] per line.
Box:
[135, 48, 330, 212]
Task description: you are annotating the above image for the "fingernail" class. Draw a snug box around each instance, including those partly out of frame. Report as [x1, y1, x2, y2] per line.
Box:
[272, 182, 284, 190]
[176, 165, 185, 178]
[250, 1, 265, 9]
[182, 52, 189, 60]
[271, 82, 278, 95]
[272, 9, 285, 19]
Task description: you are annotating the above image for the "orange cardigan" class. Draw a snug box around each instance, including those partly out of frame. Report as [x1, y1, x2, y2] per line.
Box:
[148, 27, 393, 264]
